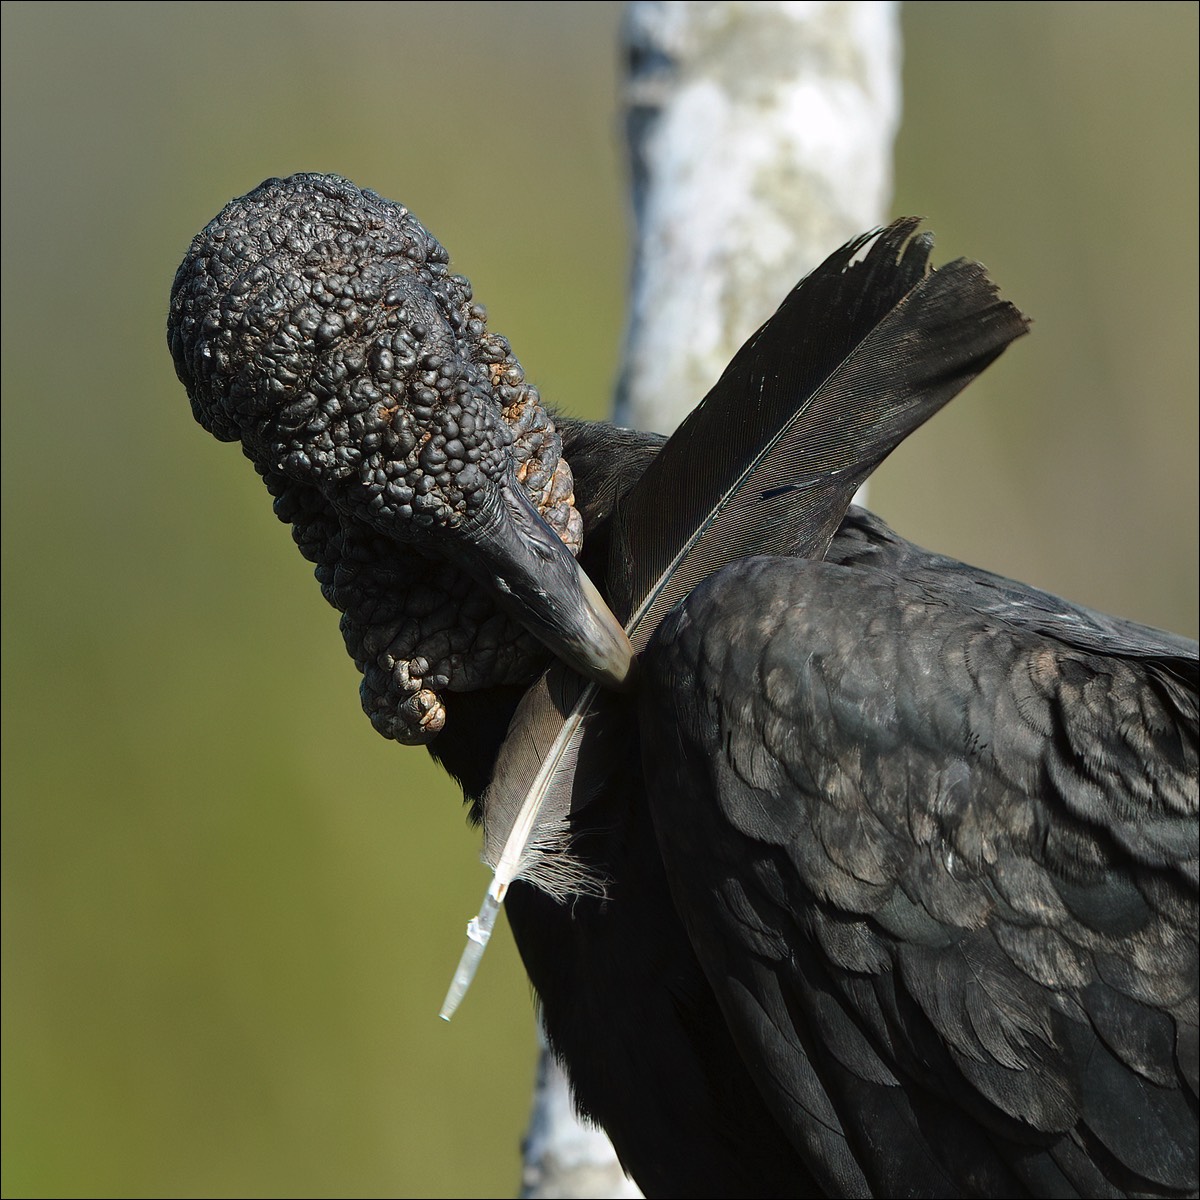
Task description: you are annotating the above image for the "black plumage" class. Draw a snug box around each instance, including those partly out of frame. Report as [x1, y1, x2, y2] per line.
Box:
[169, 174, 1199, 1199]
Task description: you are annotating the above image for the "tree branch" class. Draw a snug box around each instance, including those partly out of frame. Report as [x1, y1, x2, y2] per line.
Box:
[521, 4, 900, 1196]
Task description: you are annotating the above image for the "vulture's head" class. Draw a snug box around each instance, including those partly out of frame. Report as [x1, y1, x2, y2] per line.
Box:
[168, 173, 632, 744]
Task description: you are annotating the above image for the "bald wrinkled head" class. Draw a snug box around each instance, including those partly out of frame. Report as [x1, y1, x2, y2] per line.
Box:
[169, 172, 575, 546]
[169, 174, 631, 744]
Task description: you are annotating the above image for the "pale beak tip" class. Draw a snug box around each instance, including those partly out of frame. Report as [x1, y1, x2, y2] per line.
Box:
[575, 566, 637, 690]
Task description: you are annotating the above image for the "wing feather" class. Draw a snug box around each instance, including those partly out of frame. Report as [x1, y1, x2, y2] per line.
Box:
[641, 540, 1199, 1194]
[443, 221, 1029, 1014]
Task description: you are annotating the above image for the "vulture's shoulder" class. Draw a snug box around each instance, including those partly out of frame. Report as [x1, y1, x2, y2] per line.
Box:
[638, 511, 1199, 1198]
[829, 506, 1200, 675]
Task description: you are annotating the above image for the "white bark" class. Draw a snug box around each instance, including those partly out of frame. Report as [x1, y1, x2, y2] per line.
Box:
[616, 0, 902, 433]
[519, 1026, 644, 1200]
[520, 4, 900, 1196]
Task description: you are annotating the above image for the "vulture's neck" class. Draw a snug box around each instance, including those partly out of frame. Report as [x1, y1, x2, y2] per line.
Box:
[428, 417, 665, 815]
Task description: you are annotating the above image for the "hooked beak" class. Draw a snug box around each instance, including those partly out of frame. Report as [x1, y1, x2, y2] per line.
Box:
[465, 478, 635, 690]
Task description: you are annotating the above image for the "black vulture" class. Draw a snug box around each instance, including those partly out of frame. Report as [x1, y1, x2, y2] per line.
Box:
[168, 174, 1198, 1199]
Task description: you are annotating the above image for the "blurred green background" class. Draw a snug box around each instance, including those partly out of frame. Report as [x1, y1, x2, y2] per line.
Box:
[2, 3, 1196, 1197]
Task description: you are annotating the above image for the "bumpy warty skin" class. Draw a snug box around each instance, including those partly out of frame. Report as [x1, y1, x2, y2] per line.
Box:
[168, 174, 582, 744]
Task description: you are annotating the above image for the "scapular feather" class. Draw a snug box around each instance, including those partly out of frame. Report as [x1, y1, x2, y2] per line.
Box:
[441, 218, 1030, 1017]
